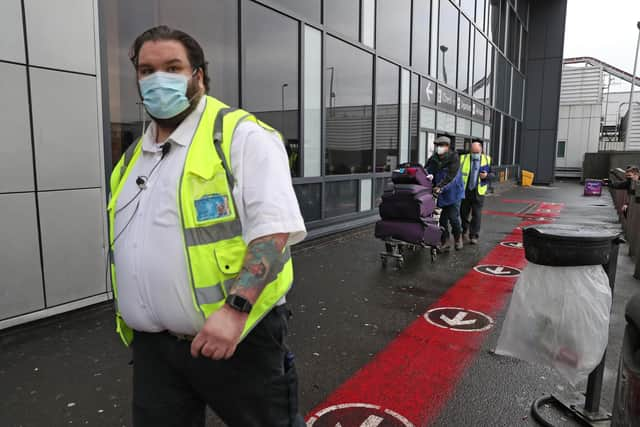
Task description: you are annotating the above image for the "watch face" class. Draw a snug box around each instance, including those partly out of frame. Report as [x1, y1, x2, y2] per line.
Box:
[228, 295, 252, 313]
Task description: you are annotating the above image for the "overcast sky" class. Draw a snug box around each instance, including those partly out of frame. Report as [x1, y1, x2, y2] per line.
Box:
[564, 0, 640, 75]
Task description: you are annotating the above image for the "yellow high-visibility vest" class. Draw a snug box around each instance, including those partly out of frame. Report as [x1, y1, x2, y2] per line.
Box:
[107, 96, 294, 346]
[460, 153, 491, 195]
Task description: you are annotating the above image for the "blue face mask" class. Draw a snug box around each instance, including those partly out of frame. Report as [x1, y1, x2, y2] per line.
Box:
[471, 153, 481, 161]
[139, 71, 192, 119]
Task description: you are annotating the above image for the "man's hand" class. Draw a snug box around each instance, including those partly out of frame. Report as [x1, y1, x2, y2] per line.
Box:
[479, 171, 488, 179]
[433, 186, 442, 196]
[190, 305, 247, 360]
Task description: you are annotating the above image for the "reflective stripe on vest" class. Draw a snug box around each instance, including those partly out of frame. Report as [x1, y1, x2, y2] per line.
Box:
[460, 154, 490, 195]
[107, 96, 294, 346]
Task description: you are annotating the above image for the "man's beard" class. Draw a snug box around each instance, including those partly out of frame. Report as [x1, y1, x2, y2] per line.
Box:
[149, 78, 203, 129]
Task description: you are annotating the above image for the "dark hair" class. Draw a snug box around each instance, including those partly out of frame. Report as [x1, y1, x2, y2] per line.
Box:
[129, 25, 210, 93]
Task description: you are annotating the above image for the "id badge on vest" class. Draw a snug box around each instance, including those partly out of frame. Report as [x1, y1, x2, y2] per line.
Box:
[194, 194, 231, 221]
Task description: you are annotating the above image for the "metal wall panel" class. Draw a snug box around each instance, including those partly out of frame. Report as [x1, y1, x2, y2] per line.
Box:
[0, 63, 34, 193]
[30, 68, 101, 191]
[24, 0, 96, 74]
[559, 66, 602, 106]
[0, 193, 44, 320]
[38, 188, 105, 306]
[0, 0, 26, 63]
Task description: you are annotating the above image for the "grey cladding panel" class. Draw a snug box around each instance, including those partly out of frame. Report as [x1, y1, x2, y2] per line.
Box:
[526, 2, 546, 59]
[520, 129, 539, 171]
[524, 60, 543, 129]
[536, 130, 558, 183]
[544, 0, 568, 58]
[540, 59, 563, 130]
[0, 193, 44, 320]
[38, 188, 106, 306]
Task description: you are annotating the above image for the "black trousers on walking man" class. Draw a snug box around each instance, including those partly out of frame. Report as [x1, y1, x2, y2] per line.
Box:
[461, 189, 484, 239]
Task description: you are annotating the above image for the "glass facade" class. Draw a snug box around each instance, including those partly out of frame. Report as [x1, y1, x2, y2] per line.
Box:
[244, 2, 300, 176]
[438, 0, 458, 86]
[102, 0, 528, 231]
[325, 36, 373, 175]
[375, 59, 399, 172]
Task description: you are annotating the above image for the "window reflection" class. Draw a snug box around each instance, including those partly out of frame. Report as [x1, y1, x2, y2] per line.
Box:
[410, 74, 419, 164]
[294, 183, 322, 221]
[325, 36, 373, 175]
[269, 0, 320, 22]
[325, 0, 359, 40]
[104, 0, 238, 167]
[472, 30, 487, 101]
[501, 115, 514, 164]
[458, 16, 471, 93]
[377, 0, 411, 65]
[438, 0, 458, 86]
[375, 59, 399, 172]
[461, 0, 475, 19]
[507, 7, 519, 64]
[488, 0, 500, 43]
[244, 2, 300, 176]
[412, 0, 431, 76]
[324, 180, 359, 217]
[476, 0, 486, 30]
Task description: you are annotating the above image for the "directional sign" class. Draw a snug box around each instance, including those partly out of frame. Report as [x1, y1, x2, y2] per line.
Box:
[436, 85, 456, 112]
[457, 95, 472, 116]
[474, 265, 521, 277]
[420, 77, 436, 106]
[424, 307, 494, 332]
[307, 403, 414, 427]
[500, 241, 524, 249]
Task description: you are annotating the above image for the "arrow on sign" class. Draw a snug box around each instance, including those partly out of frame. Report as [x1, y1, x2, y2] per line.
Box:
[426, 81, 434, 102]
[439, 312, 476, 327]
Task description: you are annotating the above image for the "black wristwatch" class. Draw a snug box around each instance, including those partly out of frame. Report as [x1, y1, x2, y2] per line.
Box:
[225, 294, 253, 313]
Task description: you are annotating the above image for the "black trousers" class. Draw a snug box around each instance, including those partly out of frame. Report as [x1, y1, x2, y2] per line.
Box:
[461, 189, 484, 238]
[131, 306, 306, 427]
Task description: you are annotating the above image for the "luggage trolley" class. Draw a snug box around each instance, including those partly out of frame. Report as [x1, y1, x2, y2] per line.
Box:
[375, 165, 443, 269]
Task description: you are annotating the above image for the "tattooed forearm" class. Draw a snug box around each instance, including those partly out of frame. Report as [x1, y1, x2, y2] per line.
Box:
[228, 233, 289, 304]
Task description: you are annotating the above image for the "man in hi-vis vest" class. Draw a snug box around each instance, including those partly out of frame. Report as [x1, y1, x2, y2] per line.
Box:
[460, 140, 492, 245]
[108, 26, 306, 426]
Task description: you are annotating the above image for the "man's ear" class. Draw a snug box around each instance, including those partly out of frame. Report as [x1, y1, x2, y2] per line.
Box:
[196, 68, 205, 93]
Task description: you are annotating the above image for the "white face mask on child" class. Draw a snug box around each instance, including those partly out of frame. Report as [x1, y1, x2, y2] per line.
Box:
[436, 146, 447, 155]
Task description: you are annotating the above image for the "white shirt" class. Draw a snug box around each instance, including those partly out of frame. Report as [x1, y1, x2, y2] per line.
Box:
[113, 97, 306, 335]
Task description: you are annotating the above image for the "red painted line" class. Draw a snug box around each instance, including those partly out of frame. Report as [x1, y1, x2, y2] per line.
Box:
[306, 203, 564, 427]
[500, 199, 563, 206]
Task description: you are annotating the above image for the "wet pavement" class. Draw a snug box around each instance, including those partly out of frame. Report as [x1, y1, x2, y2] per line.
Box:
[1, 181, 637, 427]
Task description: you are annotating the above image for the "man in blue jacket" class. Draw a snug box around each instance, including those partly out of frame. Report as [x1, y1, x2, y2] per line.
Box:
[426, 136, 465, 251]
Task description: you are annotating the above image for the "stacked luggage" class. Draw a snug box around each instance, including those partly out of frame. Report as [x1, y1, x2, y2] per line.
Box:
[375, 165, 442, 247]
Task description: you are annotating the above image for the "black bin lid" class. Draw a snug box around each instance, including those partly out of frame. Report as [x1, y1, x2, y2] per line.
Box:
[523, 224, 621, 266]
[523, 224, 620, 243]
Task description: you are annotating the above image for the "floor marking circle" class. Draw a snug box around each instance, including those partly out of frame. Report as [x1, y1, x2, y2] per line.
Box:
[307, 403, 414, 427]
[424, 307, 494, 332]
[474, 264, 521, 277]
[500, 241, 524, 249]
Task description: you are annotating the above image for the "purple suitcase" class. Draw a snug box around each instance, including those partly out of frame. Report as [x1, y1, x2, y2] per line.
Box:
[374, 219, 442, 246]
[379, 184, 436, 221]
[392, 165, 433, 189]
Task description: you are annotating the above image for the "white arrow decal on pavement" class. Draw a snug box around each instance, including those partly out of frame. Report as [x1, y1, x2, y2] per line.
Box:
[485, 266, 510, 275]
[336, 415, 384, 427]
[440, 312, 476, 327]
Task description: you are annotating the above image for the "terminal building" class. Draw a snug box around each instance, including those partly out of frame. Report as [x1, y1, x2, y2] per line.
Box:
[0, 0, 568, 328]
